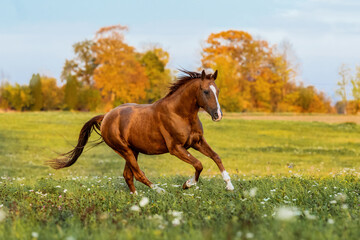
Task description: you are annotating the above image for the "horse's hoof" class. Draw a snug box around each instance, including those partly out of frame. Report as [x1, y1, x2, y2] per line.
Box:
[182, 181, 190, 190]
[225, 184, 235, 191]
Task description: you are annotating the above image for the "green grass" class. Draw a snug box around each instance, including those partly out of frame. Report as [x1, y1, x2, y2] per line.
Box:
[0, 112, 360, 239]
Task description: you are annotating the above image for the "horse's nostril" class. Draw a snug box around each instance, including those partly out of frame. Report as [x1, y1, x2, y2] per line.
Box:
[214, 112, 219, 119]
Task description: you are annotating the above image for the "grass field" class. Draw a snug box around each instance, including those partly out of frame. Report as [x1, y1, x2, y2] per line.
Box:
[0, 112, 359, 239]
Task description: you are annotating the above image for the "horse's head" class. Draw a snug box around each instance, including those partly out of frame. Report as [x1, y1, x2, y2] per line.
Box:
[197, 70, 222, 122]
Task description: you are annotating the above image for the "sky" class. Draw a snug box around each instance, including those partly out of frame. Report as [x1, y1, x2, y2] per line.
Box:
[1, 0, 360, 101]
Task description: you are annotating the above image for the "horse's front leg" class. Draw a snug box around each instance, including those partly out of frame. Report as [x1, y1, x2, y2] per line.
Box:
[193, 136, 234, 191]
[168, 144, 203, 189]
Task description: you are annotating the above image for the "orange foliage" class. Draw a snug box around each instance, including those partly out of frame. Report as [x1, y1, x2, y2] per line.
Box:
[92, 25, 148, 107]
[201, 30, 332, 113]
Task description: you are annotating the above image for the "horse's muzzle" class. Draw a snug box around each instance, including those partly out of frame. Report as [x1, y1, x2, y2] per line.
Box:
[211, 108, 223, 122]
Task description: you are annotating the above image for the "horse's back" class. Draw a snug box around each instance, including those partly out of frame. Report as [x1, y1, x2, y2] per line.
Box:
[101, 103, 168, 154]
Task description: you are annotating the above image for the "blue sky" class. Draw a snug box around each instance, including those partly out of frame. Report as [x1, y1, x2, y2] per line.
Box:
[1, 0, 360, 101]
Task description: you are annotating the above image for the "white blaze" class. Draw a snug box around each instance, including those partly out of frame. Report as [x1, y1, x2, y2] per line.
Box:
[210, 85, 222, 121]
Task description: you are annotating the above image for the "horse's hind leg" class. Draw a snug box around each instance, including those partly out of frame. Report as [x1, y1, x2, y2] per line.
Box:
[123, 162, 136, 193]
[116, 149, 153, 192]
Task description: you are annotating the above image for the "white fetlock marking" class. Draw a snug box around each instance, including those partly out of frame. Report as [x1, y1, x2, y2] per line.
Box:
[222, 170, 234, 191]
[186, 175, 197, 188]
[225, 181, 234, 191]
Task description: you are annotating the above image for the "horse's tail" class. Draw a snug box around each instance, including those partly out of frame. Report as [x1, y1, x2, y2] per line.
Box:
[47, 114, 105, 169]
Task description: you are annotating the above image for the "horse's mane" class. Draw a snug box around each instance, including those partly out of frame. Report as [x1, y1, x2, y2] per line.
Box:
[166, 69, 212, 97]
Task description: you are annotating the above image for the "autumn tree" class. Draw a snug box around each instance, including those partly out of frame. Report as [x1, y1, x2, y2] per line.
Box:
[61, 40, 97, 86]
[201, 30, 331, 113]
[350, 65, 360, 113]
[92, 25, 148, 108]
[77, 86, 102, 111]
[64, 75, 79, 110]
[1, 83, 32, 111]
[202, 30, 292, 111]
[336, 64, 351, 114]
[41, 76, 63, 110]
[201, 31, 254, 111]
[29, 73, 43, 110]
[270, 41, 298, 111]
[139, 47, 172, 103]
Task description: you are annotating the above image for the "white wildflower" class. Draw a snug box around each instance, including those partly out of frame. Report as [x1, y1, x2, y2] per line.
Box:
[330, 200, 337, 204]
[183, 193, 194, 196]
[130, 205, 140, 212]
[304, 210, 317, 220]
[31, 232, 39, 238]
[66, 236, 76, 240]
[168, 210, 183, 218]
[172, 184, 181, 187]
[152, 185, 166, 193]
[63, 189, 68, 193]
[235, 231, 242, 238]
[274, 206, 300, 221]
[327, 219, 335, 224]
[249, 188, 257, 197]
[55, 185, 61, 188]
[139, 197, 149, 207]
[148, 214, 163, 221]
[172, 218, 181, 226]
[0, 209, 6, 222]
[263, 198, 270, 202]
[246, 232, 254, 239]
[335, 193, 347, 202]
[0, 204, 3, 208]
[342, 204, 348, 209]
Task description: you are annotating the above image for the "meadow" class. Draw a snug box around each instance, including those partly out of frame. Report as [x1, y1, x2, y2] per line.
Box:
[0, 112, 359, 239]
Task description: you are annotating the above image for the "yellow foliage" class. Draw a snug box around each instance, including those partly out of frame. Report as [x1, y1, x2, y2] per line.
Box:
[201, 30, 331, 113]
[92, 25, 148, 105]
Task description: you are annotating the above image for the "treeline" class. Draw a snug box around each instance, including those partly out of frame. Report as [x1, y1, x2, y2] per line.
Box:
[201, 30, 332, 113]
[335, 64, 360, 114]
[0, 26, 172, 111]
[0, 25, 333, 113]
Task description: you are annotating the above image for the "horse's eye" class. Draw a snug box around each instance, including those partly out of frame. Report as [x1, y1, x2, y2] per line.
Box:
[203, 90, 209, 95]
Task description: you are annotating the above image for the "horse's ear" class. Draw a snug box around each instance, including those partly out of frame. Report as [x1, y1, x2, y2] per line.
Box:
[213, 70, 218, 80]
[201, 70, 206, 80]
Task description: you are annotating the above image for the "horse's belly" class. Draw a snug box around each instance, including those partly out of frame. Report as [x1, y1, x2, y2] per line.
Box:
[127, 124, 169, 154]
[129, 135, 168, 155]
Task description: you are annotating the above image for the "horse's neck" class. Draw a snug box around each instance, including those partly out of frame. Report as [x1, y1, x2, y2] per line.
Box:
[160, 82, 199, 119]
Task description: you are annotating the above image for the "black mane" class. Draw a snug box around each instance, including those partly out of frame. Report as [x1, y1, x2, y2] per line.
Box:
[166, 69, 211, 97]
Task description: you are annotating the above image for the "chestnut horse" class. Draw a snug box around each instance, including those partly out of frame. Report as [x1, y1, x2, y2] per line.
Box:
[48, 69, 234, 193]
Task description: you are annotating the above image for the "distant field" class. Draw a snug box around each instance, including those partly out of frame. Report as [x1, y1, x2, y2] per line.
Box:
[1, 111, 360, 178]
[0, 112, 359, 239]
[225, 112, 360, 124]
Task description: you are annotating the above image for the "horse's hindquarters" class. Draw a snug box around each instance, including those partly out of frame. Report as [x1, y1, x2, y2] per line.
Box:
[101, 104, 168, 155]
